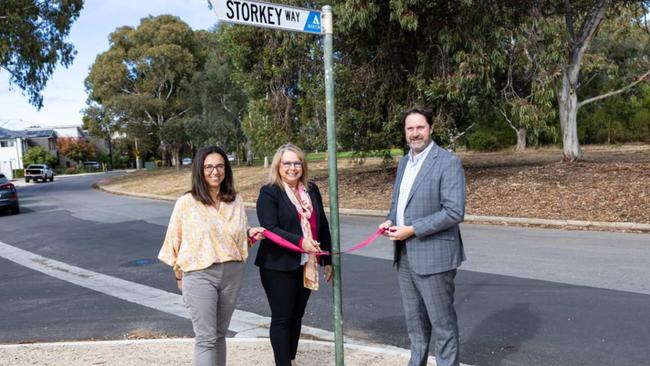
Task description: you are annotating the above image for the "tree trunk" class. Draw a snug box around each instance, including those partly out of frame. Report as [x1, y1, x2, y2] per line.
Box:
[558, 73, 582, 161]
[555, 0, 608, 162]
[107, 137, 113, 171]
[516, 128, 527, 151]
[245, 139, 254, 166]
[172, 147, 181, 170]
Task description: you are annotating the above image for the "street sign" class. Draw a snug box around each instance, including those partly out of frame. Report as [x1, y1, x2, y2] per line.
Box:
[213, 0, 322, 34]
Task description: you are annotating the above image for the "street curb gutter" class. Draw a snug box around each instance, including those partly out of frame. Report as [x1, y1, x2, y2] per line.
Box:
[96, 184, 650, 233]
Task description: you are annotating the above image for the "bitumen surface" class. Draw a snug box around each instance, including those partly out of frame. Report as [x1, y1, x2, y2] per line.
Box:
[1, 172, 649, 365]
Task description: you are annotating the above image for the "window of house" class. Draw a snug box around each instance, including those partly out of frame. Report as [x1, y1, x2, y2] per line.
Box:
[0, 140, 15, 147]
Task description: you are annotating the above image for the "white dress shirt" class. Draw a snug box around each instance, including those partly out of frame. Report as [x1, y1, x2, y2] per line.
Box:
[396, 141, 434, 226]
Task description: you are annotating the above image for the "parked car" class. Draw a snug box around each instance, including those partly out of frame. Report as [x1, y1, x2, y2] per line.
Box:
[227, 154, 236, 162]
[182, 157, 192, 165]
[24, 164, 54, 183]
[82, 161, 101, 171]
[0, 173, 19, 214]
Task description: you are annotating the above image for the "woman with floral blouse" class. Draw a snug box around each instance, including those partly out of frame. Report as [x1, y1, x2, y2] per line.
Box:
[159, 146, 264, 366]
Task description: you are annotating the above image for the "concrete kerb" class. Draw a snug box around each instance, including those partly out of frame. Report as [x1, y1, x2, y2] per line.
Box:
[97, 183, 650, 233]
[0, 338, 444, 365]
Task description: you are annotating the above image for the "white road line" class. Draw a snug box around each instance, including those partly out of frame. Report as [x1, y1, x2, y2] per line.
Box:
[0, 241, 335, 341]
[0, 240, 188, 318]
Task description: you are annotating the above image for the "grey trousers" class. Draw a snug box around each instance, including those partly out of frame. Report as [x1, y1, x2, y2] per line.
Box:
[398, 251, 460, 366]
[183, 261, 245, 366]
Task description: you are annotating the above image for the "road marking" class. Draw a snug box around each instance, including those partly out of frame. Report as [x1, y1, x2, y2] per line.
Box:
[0, 241, 346, 343]
[0, 240, 277, 334]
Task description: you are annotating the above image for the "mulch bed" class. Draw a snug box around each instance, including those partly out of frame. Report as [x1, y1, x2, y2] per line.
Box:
[311, 146, 650, 224]
[101, 145, 650, 225]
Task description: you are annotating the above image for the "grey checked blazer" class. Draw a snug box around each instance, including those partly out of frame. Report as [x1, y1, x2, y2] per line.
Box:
[387, 142, 466, 275]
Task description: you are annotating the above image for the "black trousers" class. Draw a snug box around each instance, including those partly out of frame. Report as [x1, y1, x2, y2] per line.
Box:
[259, 266, 311, 366]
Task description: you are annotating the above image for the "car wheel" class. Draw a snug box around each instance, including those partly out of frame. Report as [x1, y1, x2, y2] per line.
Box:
[11, 205, 19, 215]
[50, 175, 54, 182]
[25, 177, 30, 183]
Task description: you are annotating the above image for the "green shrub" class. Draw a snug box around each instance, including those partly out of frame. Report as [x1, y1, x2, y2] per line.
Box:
[467, 130, 500, 151]
[23, 146, 58, 166]
[12, 169, 24, 178]
[64, 167, 78, 175]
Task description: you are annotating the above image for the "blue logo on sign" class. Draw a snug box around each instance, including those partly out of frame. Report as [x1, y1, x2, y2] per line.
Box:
[304, 11, 321, 33]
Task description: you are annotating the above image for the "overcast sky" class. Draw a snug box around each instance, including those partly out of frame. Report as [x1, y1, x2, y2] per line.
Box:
[0, 0, 217, 130]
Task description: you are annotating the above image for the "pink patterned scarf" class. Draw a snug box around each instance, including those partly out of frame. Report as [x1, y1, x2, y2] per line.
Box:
[284, 182, 319, 290]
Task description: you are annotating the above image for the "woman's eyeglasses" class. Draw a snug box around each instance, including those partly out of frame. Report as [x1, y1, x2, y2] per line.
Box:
[203, 164, 225, 173]
[281, 161, 303, 168]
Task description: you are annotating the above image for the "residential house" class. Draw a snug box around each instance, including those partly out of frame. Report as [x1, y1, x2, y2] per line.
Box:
[23, 128, 58, 157]
[1, 124, 106, 175]
[0, 127, 29, 178]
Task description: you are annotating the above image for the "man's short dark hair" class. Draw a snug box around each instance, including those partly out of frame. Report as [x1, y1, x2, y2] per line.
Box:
[401, 107, 433, 126]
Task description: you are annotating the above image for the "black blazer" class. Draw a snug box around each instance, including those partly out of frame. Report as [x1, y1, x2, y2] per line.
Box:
[255, 182, 332, 271]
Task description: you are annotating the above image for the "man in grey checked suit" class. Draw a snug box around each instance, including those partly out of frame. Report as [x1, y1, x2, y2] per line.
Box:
[380, 106, 466, 366]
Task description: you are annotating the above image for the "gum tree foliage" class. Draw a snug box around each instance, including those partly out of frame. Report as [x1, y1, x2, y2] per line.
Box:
[0, 0, 83, 108]
[82, 104, 125, 170]
[494, 5, 561, 151]
[335, 0, 541, 151]
[184, 29, 251, 162]
[84, 15, 206, 166]
[210, 0, 649, 158]
[215, 1, 530, 154]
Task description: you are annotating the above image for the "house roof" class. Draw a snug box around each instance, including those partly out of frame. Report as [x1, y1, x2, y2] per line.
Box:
[0, 127, 25, 139]
[23, 129, 56, 138]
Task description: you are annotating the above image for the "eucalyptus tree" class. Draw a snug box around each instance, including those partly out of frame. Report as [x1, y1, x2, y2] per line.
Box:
[185, 29, 251, 163]
[84, 15, 206, 166]
[496, 6, 559, 151]
[82, 104, 122, 170]
[0, 0, 83, 108]
[548, 0, 650, 160]
[335, 0, 534, 150]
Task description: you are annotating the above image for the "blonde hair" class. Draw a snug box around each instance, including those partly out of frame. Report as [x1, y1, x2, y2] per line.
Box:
[269, 143, 309, 188]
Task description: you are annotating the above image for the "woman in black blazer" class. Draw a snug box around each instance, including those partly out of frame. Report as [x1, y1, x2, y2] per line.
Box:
[255, 143, 332, 366]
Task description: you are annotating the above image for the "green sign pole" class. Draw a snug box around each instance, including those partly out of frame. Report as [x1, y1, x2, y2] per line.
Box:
[321, 5, 344, 366]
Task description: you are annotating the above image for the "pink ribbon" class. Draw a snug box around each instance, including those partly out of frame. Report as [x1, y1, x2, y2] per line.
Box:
[258, 228, 387, 256]
[335, 227, 386, 255]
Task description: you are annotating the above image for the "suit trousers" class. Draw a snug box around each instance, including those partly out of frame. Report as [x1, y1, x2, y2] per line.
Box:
[260, 266, 311, 366]
[183, 261, 244, 366]
[398, 247, 460, 366]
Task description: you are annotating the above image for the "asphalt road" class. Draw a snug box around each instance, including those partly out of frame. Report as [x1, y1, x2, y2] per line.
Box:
[1, 173, 648, 366]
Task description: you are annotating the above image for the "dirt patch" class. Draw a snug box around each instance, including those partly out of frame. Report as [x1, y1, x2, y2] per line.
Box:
[102, 144, 650, 225]
[125, 329, 174, 340]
